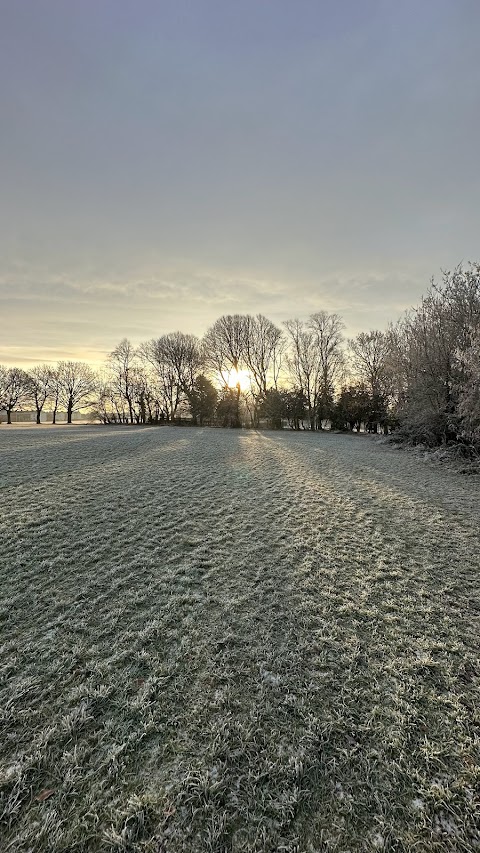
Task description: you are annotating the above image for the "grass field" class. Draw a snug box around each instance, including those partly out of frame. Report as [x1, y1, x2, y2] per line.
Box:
[0, 425, 479, 852]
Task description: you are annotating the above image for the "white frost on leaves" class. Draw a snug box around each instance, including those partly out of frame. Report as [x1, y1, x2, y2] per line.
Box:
[260, 667, 282, 686]
[0, 763, 22, 784]
[415, 650, 431, 663]
[434, 812, 460, 837]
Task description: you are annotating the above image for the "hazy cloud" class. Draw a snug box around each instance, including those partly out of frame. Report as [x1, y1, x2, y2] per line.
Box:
[1, 1, 479, 365]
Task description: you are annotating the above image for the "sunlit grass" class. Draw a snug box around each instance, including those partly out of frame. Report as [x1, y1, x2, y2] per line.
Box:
[0, 426, 479, 851]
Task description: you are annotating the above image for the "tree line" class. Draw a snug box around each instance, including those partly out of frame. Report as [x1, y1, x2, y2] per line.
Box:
[1, 264, 479, 450]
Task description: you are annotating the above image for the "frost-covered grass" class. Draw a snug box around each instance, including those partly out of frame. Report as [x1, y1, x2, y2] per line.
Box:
[1, 425, 479, 852]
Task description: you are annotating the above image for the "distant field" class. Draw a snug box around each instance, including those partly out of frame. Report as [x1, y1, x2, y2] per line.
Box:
[1, 425, 479, 852]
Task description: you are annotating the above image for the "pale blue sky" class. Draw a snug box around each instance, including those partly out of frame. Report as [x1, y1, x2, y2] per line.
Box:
[1, 0, 479, 365]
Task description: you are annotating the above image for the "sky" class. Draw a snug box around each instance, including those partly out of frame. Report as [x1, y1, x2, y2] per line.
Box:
[1, 0, 480, 368]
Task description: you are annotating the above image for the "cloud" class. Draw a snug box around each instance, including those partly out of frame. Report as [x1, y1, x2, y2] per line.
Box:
[0, 258, 431, 369]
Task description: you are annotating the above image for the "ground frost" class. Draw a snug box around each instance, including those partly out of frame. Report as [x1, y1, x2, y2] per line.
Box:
[0, 426, 479, 851]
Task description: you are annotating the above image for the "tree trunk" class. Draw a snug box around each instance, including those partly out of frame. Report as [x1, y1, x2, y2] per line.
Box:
[232, 383, 241, 428]
[7, 408, 12, 424]
[36, 406, 41, 425]
[67, 401, 73, 424]
[139, 394, 146, 424]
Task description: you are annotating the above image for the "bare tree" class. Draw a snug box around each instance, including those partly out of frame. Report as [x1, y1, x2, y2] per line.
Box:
[133, 364, 160, 424]
[57, 361, 97, 424]
[309, 312, 346, 427]
[283, 313, 346, 430]
[0, 366, 31, 424]
[348, 331, 393, 433]
[203, 315, 249, 387]
[28, 364, 53, 424]
[49, 367, 61, 425]
[283, 319, 321, 430]
[161, 332, 203, 398]
[94, 373, 117, 424]
[203, 315, 249, 426]
[244, 314, 284, 396]
[348, 330, 390, 396]
[139, 332, 203, 422]
[108, 338, 138, 424]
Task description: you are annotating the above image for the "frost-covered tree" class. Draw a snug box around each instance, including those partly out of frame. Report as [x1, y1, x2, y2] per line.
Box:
[391, 265, 480, 445]
[456, 326, 480, 447]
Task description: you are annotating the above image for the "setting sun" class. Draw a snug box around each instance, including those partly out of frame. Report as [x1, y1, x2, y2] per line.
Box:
[226, 368, 251, 392]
